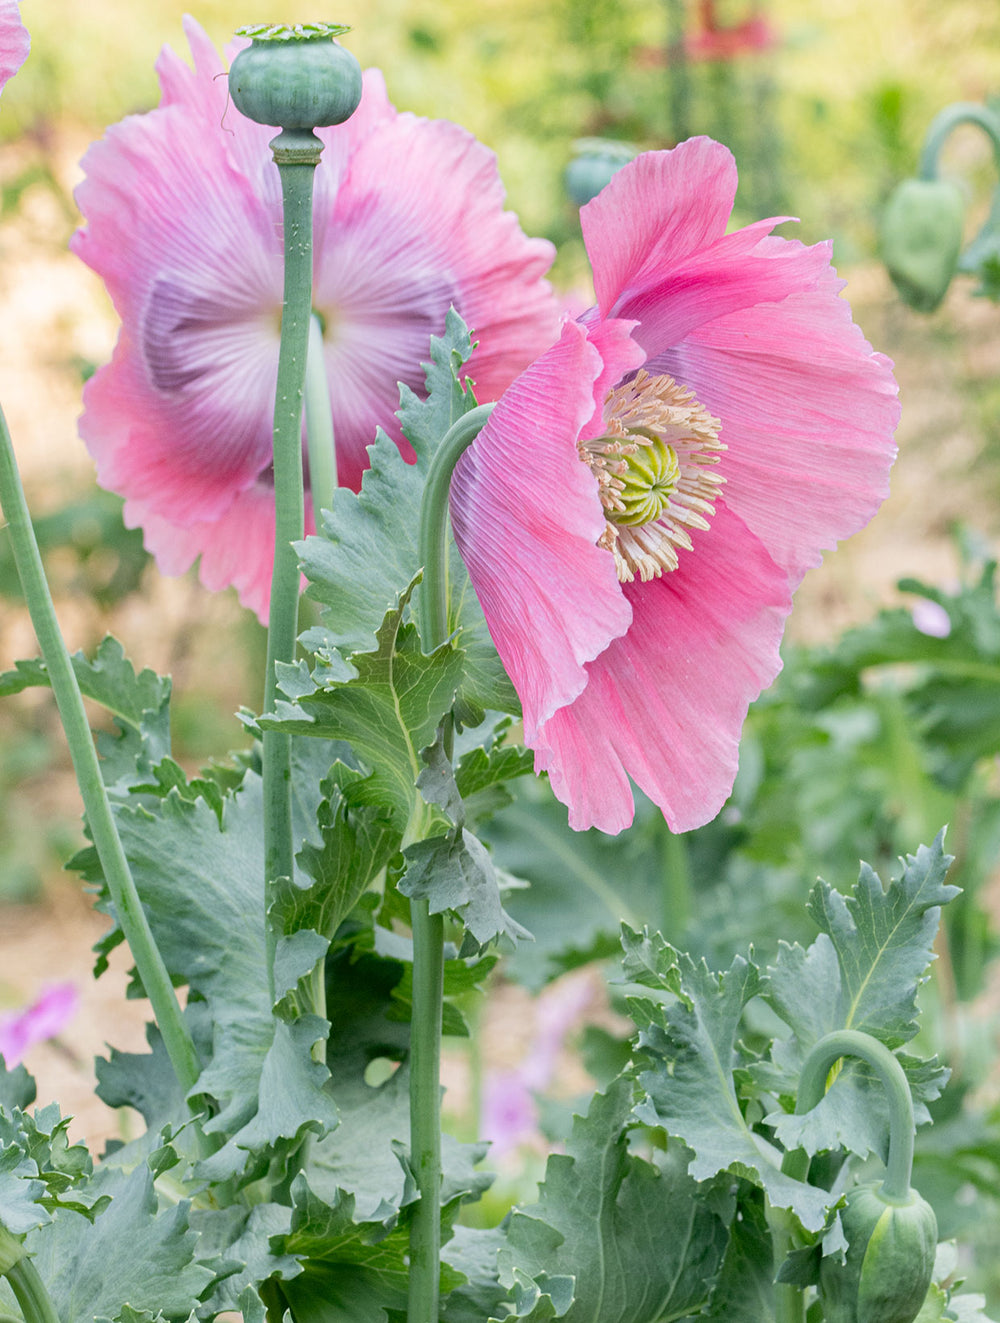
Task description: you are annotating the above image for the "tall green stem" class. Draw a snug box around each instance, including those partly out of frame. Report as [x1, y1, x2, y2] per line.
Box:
[305, 312, 337, 530]
[407, 403, 491, 1323]
[407, 893, 446, 1322]
[262, 130, 322, 992]
[6, 1257, 61, 1323]
[0, 407, 201, 1097]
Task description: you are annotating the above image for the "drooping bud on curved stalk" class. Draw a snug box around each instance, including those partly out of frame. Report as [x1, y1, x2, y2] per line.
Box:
[229, 23, 361, 988]
[884, 100, 1000, 309]
[793, 1030, 938, 1323]
[880, 178, 965, 312]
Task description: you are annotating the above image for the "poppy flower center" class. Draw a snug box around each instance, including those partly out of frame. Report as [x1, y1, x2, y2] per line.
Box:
[579, 370, 725, 582]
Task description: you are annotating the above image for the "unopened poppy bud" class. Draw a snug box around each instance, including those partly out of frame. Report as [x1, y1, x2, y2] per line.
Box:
[229, 23, 363, 132]
[880, 177, 965, 312]
[819, 1183, 938, 1323]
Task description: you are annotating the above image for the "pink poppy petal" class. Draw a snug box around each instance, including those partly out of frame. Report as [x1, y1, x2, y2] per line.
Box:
[314, 113, 559, 489]
[616, 217, 828, 352]
[140, 479, 315, 623]
[581, 139, 741, 315]
[0, 0, 28, 96]
[450, 320, 632, 740]
[79, 311, 279, 524]
[652, 252, 900, 583]
[75, 23, 558, 615]
[576, 311, 646, 442]
[535, 505, 791, 834]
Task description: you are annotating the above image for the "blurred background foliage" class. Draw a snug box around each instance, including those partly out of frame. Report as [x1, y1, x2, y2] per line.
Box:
[6, 0, 1000, 263]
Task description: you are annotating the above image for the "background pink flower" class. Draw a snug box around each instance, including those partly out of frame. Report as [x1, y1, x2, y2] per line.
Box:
[0, 0, 29, 95]
[0, 983, 77, 1067]
[451, 138, 899, 836]
[72, 18, 559, 621]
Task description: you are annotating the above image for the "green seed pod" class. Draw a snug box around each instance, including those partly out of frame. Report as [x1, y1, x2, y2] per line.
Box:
[229, 23, 363, 131]
[880, 177, 965, 313]
[819, 1183, 938, 1323]
[564, 138, 637, 207]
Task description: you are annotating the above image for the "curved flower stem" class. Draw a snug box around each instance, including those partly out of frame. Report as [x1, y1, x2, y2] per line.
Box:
[416, 403, 494, 651]
[793, 1028, 915, 1202]
[305, 313, 337, 530]
[0, 406, 201, 1098]
[262, 129, 323, 992]
[918, 103, 1000, 279]
[406, 403, 492, 1323]
[6, 1257, 60, 1323]
[919, 102, 1000, 181]
[770, 1029, 917, 1323]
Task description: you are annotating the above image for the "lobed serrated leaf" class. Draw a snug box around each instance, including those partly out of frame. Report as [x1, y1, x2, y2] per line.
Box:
[274, 1174, 466, 1322]
[261, 582, 466, 832]
[297, 311, 516, 722]
[192, 1202, 301, 1318]
[0, 637, 172, 789]
[84, 767, 337, 1181]
[632, 946, 830, 1231]
[306, 1064, 489, 1223]
[500, 1075, 730, 1321]
[400, 827, 531, 953]
[762, 834, 957, 1163]
[802, 833, 957, 1045]
[25, 1161, 213, 1321]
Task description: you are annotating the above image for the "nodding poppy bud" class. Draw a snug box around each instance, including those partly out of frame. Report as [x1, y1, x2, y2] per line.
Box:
[880, 177, 965, 312]
[818, 1182, 938, 1323]
[229, 23, 363, 133]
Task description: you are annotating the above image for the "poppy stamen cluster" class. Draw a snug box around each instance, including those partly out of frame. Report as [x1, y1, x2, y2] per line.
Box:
[583, 370, 725, 582]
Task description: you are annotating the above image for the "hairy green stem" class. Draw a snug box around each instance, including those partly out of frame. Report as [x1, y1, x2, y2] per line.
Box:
[6, 1257, 60, 1323]
[304, 312, 337, 530]
[406, 403, 491, 1323]
[262, 130, 322, 993]
[0, 407, 201, 1097]
[794, 1028, 915, 1202]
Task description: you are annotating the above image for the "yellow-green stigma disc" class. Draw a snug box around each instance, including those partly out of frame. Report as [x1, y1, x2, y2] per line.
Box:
[608, 433, 680, 527]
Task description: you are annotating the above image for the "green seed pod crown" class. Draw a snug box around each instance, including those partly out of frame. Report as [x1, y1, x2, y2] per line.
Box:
[880, 177, 966, 313]
[819, 1183, 938, 1323]
[229, 23, 363, 131]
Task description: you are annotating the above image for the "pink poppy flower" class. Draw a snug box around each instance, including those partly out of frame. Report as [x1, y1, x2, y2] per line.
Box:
[450, 138, 899, 835]
[71, 18, 559, 621]
[0, 984, 77, 1067]
[0, 0, 29, 95]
